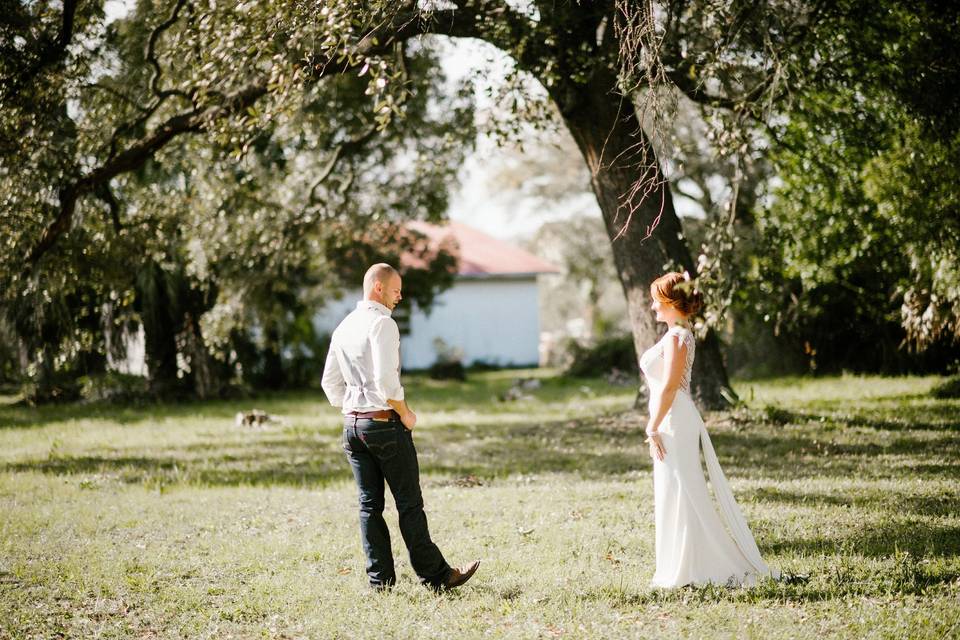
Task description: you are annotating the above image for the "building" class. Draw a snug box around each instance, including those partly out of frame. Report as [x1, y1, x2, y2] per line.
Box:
[313, 221, 559, 370]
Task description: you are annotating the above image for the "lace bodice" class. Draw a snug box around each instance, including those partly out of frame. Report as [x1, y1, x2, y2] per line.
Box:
[639, 326, 696, 393]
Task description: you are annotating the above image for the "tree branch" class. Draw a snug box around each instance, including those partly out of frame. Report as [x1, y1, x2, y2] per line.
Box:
[297, 3, 537, 81]
[2, 0, 79, 101]
[28, 82, 269, 265]
[26, 2, 538, 266]
[663, 1, 830, 115]
[57, 0, 79, 51]
[664, 59, 741, 111]
[145, 0, 192, 102]
[96, 183, 123, 233]
[421, 2, 543, 74]
[664, 54, 783, 113]
[308, 123, 380, 205]
[83, 81, 150, 112]
[105, 0, 193, 160]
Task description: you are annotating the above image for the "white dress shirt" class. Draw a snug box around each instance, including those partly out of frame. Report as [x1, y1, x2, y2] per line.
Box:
[321, 300, 405, 414]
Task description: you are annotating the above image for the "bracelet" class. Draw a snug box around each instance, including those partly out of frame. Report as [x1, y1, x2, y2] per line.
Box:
[645, 427, 658, 437]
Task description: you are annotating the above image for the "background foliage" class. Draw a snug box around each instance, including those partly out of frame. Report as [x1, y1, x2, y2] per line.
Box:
[1, 0, 471, 401]
[2, 0, 959, 401]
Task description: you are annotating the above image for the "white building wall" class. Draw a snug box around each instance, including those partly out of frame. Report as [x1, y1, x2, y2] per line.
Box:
[404, 277, 541, 369]
[313, 294, 361, 337]
[313, 277, 543, 370]
[108, 325, 148, 377]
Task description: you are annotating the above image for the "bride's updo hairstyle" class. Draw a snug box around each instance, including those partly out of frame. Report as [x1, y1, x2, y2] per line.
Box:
[650, 271, 704, 317]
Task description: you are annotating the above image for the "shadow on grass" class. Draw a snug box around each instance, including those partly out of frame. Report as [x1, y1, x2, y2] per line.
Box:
[0, 395, 271, 430]
[705, 427, 960, 481]
[0, 374, 633, 432]
[572, 561, 960, 606]
[0, 389, 342, 429]
[765, 519, 960, 558]
[2, 428, 350, 488]
[747, 486, 960, 518]
[5, 380, 960, 606]
[0, 425, 644, 489]
[757, 404, 960, 432]
[5, 406, 959, 489]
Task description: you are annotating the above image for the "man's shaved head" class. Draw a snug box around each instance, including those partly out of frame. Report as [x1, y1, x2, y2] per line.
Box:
[363, 263, 399, 296]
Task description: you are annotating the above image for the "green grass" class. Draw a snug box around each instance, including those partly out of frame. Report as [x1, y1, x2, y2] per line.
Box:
[1, 371, 958, 639]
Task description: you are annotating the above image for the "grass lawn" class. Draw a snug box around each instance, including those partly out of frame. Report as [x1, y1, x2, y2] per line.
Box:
[1, 371, 958, 639]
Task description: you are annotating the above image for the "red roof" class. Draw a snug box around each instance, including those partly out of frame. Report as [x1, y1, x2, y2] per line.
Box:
[407, 221, 560, 276]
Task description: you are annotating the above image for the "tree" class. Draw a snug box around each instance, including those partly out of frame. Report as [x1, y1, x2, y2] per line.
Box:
[741, 0, 960, 372]
[532, 216, 627, 342]
[10, 1, 907, 405]
[403, 2, 743, 406]
[1, 0, 469, 399]
[478, 129, 627, 341]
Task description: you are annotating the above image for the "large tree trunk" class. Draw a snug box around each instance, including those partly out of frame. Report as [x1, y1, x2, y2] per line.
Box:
[260, 321, 286, 390]
[137, 262, 182, 397]
[136, 260, 224, 399]
[554, 75, 733, 409]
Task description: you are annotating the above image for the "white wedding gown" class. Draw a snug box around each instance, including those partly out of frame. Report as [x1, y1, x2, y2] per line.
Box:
[640, 326, 779, 588]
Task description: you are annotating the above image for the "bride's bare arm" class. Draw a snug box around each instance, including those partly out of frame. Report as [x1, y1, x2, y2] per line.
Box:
[646, 335, 689, 458]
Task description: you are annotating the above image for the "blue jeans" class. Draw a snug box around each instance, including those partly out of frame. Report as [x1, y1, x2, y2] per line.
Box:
[342, 415, 450, 588]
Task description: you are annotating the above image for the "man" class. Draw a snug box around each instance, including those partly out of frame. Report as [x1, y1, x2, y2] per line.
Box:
[321, 263, 480, 591]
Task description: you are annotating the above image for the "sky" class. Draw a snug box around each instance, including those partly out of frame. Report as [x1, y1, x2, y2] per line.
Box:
[447, 152, 602, 241]
[433, 39, 594, 240]
[436, 39, 704, 240]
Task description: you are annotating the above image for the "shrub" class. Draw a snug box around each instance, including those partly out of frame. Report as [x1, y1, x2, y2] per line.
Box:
[429, 337, 466, 381]
[19, 371, 82, 404]
[78, 372, 152, 404]
[467, 360, 500, 372]
[931, 376, 960, 399]
[428, 360, 467, 381]
[564, 335, 637, 378]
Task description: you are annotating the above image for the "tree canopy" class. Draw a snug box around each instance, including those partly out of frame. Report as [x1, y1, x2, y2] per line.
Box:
[2, 0, 957, 400]
[1, 0, 470, 399]
[745, 0, 960, 370]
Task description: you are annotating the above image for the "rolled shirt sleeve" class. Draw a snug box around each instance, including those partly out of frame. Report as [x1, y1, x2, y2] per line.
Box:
[369, 316, 404, 402]
[320, 342, 346, 407]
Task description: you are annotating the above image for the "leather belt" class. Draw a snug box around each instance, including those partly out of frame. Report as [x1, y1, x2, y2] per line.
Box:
[347, 409, 398, 420]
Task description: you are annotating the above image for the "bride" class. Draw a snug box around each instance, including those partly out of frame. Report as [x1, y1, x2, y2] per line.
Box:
[640, 271, 779, 588]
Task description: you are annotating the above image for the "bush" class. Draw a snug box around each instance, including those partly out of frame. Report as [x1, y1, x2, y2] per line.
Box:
[564, 335, 638, 377]
[19, 371, 82, 405]
[931, 376, 960, 399]
[429, 360, 467, 381]
[78, 372, 152, 404]
[467, 360, 500, 372]
[429, 337, 466, 381]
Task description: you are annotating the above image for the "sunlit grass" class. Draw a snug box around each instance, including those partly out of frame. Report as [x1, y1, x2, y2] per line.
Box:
[734, 373, 944, 406]
[1, 372, 958, 638]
